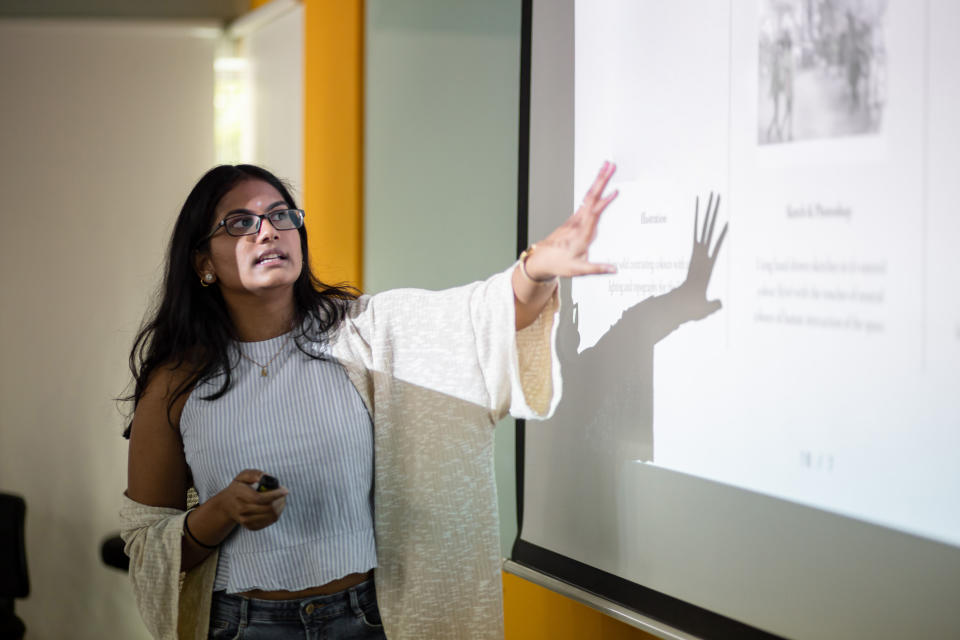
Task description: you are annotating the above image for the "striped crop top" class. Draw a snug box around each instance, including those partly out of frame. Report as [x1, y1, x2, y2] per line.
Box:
[180, 331, 377, 593]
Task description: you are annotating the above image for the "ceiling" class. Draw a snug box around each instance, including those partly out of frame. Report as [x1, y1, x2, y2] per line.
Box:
[0, 0, 250, 21]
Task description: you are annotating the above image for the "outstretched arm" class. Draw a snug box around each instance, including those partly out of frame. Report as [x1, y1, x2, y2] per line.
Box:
[513, 161, 620, 330]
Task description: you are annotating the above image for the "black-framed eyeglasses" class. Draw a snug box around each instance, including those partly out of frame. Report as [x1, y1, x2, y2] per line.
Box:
[197, 209, 305, 246]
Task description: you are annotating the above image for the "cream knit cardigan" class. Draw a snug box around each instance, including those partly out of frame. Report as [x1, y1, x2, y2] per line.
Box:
[120, 265, 561, 639]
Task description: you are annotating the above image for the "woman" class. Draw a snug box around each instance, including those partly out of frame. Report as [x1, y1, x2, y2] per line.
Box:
[121, 161, 618, 640]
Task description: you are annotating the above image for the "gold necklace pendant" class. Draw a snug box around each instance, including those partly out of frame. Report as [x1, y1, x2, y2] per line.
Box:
[239, 333, 293, 379]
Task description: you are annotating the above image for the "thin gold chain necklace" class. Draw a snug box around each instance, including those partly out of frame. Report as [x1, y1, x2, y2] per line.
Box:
[239, 334, 293, 377]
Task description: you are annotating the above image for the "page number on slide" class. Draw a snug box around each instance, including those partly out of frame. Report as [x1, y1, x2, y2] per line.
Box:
[800, 451, 834, 472]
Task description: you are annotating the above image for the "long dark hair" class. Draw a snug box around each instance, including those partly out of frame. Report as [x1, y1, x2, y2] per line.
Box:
[122, 164, 357, 438]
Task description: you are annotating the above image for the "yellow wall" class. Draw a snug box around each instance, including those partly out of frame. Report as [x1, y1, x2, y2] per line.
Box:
[302, 0, 364, 288]
[504, 573, 658, 640]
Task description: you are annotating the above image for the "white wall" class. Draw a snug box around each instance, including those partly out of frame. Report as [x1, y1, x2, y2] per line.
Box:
[0, 19, 217, 639]
[364, 0, 523, 557]
[243, 1, 304, 194]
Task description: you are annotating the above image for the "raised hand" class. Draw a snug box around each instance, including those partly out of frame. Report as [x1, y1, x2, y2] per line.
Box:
[676, 192, 728, 320]
[522, 161, 620, 281]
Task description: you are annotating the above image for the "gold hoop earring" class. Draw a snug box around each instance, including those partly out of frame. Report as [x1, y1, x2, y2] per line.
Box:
[200, 273, 215, 287]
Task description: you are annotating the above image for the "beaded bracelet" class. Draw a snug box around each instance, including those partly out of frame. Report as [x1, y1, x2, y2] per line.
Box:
[183, 509, 219, 549]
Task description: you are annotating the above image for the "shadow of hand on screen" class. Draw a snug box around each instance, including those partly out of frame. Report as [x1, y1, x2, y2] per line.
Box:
[555, 191, 728, 458]
[670, 193, 728, 322]
[540, 194, 727, 567]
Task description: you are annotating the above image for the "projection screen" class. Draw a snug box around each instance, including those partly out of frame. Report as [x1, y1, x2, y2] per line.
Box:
[510, 1, 960, 637]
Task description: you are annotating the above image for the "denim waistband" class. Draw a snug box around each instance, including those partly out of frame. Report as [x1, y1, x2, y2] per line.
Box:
[211, 578, 377, 624]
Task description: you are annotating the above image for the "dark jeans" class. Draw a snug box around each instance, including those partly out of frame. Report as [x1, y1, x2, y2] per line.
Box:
[208, 578, 386, 640]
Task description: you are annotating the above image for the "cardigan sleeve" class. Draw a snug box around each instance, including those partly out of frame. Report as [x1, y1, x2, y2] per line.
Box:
[119, 494, 218, 640]
[334, 263, 562, 424]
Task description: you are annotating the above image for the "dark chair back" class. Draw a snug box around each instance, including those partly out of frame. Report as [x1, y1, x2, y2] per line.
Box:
[101, 534, 130, 571]
[0, 493, 28, 598]
[0, 492, 28, 640]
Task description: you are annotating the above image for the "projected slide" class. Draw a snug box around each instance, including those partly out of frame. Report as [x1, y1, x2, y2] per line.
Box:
[523, 0, 960, 582]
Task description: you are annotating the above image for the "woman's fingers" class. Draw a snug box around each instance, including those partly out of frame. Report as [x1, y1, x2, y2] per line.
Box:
[222, 469, 289, 530]
[235, 497, 286, 530]
[234, 468, 265, 485]
[582, 161, 617, 210]
[577, 187, 618, 246]
[582, 161, 609, 204]
[569, 260, 617, 277]
[595, 189, 619, 215]
[534, 161, 620, 279]
[241, 512, 279, 531]
[271, 495, 287, 517]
